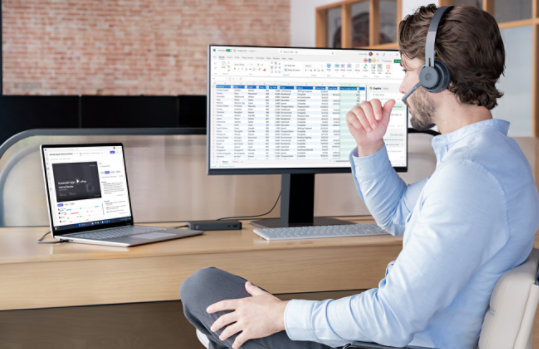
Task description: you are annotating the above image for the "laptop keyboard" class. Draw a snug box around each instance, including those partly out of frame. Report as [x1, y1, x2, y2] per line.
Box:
[70, 225, 166, 240]
[253, 223, 387, 241]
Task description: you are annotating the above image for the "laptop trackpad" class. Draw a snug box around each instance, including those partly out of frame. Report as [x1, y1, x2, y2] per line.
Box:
[132, 232, 176, 239]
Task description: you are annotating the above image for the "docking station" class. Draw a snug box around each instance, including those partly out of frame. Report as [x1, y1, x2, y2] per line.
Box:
[186, 220, 242, 231]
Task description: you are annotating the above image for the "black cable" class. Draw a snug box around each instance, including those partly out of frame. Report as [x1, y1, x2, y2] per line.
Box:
[173, 224, 189, 229]
[216, 191, 281, 221]
[37, 231, 68, 244]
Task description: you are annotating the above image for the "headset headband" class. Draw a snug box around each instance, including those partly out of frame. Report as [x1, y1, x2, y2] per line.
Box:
[425, 6, 453, 67]
[401, 5, 453, 103]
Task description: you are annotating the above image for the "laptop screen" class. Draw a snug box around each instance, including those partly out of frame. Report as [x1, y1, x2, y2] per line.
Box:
[41, 144, 134, 235]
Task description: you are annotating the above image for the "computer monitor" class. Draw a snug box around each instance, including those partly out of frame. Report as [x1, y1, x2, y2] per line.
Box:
[207, 45, 407, 227]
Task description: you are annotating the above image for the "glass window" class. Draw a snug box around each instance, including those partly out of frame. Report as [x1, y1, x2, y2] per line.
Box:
[351, 1, 370, 47]
[494, 0, 532, 23]
[492, 26, 532, 137]
[327, 7, 342, 48]
[451, 0, 482, 7]
[379, 0, 397, 44]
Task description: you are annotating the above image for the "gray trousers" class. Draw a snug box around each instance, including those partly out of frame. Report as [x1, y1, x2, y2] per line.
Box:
[180, 267, 335, 349]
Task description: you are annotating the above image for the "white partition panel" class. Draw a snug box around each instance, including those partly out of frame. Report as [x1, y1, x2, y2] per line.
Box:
[493, 26, 533, 137]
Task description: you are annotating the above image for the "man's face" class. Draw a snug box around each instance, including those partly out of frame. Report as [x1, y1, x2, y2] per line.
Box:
[409, 88, 436, 130]
[399, 55, 437, 131]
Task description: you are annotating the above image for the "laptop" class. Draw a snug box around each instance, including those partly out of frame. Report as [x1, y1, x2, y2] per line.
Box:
[40, 143, 202, 247]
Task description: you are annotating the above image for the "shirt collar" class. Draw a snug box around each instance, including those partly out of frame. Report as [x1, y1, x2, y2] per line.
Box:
[431, 118, 510, 161]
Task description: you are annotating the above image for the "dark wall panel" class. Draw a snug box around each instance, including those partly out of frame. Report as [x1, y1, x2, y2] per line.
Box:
[0, 96, 79, 143]
[178, 95, 206, 128]
[80, 96, 180, 128]
[0, 95, 206, 146]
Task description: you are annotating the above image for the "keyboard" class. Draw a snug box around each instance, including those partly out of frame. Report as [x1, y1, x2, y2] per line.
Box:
[253, 224, 387, 241]
[70, 225, 166, 240]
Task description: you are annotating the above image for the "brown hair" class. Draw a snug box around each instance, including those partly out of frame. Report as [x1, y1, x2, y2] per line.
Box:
[398, 4, 505, 109]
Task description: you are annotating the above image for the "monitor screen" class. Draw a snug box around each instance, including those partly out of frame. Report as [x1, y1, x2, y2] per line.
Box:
[207, 45, 407, 174]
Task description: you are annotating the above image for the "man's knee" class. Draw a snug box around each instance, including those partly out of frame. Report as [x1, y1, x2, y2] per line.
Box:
[180, 267, 221, 305]
[180, 267, 249, 312]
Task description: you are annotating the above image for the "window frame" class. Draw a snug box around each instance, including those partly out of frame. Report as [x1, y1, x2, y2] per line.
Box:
[316, 0, 539, 136]
[316, 0, 402, 49]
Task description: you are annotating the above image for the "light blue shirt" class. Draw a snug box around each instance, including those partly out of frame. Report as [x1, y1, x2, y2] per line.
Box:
[284, 119, 539, 348]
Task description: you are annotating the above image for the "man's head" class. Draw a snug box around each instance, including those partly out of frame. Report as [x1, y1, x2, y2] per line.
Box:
[398, 5, 505, 130]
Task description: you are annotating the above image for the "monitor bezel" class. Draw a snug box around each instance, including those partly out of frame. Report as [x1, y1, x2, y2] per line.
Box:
[207, 44, 408, 175]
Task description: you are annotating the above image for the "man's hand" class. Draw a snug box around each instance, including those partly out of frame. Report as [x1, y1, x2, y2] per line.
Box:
[346, 98, 395, 157]
[207, 281, 289, 349]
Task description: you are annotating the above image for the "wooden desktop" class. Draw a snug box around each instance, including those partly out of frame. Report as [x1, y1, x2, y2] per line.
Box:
[0, 217, 401, 310]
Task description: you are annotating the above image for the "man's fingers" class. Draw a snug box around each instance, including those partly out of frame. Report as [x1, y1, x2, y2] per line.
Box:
[219, 322, 242, 341]
[211, 311, 238, 332]
[346, 105, 363, 129]
[371, 99, 383, 121]
[245, 281, 265, 296]
[382, 99, 396, 119]
[207, 299, 240, 314]
[346, 108, 362, 130]
[360, 101, 377, 130]
[232, 332, 250, 349]
[353, 103, 372, 132]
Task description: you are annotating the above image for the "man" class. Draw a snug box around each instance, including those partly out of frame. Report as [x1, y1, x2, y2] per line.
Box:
[180, 5, 539, 349]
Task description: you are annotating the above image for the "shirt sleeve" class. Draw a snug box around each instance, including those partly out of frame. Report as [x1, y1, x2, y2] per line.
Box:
[349, 146, 427, 236]
[284, 160, 509, 347]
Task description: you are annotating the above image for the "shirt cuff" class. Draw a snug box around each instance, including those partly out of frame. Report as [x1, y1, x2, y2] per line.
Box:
[350, 145, 393, 181]
[284, 299, 318, 341]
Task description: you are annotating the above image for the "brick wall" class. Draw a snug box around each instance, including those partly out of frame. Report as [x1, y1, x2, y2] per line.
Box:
[2, 0, 290, 95]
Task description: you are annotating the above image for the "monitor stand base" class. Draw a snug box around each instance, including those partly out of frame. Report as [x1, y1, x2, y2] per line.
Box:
[250, 216, 353, 228]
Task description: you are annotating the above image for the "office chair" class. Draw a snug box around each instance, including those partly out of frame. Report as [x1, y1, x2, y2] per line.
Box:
[345, 248, 539, 349]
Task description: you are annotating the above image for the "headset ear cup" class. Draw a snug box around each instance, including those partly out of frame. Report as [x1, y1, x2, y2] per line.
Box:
[419, 61, 451, 93]
[419, 65, 437, 91]
[431, 61, 451, 93]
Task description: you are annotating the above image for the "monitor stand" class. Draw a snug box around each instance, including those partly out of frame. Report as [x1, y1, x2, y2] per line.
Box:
[251, 173, 353, 228]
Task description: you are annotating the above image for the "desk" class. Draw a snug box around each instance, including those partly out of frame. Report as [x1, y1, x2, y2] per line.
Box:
[2, 223, 539, 348]
[0, 217, 402, 311]
[0, 137, 537, 347]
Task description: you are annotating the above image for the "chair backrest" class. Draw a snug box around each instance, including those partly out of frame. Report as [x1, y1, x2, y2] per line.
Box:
[479, 248, 539, 349]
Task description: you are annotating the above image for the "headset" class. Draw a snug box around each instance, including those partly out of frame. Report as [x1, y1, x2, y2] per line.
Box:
[402, 6, 453, 103]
